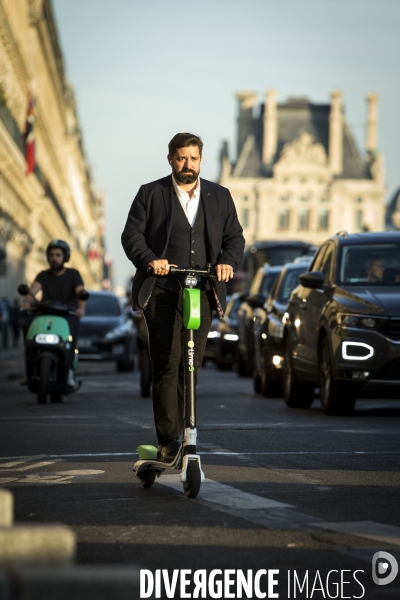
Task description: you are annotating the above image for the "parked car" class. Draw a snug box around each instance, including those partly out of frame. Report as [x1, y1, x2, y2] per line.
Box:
[229, 240, 314, 294]
[77, 291, 136, 372]
[214, 292, 245, 370]
[283, 231, 400, 414]
[236, 265, 281, 377]
[253, 262, 309, 396]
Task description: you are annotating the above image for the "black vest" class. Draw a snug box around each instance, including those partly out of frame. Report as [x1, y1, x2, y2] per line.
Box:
[155, 195, 210, 292]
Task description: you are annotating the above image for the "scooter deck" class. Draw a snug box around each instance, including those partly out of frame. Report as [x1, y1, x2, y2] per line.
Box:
[134, 444, 182, 476]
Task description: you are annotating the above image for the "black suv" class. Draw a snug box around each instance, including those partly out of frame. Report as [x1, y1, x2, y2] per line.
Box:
[283, 232, 400, 414]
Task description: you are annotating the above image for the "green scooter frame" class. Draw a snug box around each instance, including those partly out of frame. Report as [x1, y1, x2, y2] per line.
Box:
[133, 266, 215, 499]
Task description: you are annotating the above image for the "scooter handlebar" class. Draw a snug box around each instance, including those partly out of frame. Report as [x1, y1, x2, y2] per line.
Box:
[146, 265, 217, 279]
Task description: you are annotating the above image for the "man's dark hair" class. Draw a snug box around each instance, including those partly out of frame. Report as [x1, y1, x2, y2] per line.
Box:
[168, 133, 203, 157]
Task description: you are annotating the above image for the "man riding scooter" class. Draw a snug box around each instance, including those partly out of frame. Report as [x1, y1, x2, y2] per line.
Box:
[22, 239, 86, 388]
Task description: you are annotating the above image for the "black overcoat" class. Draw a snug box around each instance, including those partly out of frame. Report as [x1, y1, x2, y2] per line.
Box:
[121, 175, 245, 317]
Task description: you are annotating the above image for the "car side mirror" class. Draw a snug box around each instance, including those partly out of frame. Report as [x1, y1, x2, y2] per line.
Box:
[18, 284, 29, 296]
[78, 289, 90, 301]
[299, 271, 325, 289]
[246, 293, 265, 308]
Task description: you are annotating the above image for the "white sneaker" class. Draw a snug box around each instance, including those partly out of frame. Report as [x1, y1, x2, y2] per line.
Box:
[67, 369, 76, 387]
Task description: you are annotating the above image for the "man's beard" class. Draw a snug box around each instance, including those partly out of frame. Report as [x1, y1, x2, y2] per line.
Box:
[50, 262, 64, 273]
[173, 167, 199, 185]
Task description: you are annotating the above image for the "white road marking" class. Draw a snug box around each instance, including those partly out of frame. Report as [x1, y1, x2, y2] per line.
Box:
[0, 455, 46, 468]
[0, 416, 95, 420]
[4, 460, 62, 472]
[2, 450, 400, 461]
[310, 521, 400, 547]
[159, 474, 292, 510]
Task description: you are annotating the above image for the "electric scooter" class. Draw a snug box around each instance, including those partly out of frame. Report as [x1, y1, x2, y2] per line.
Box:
[133, 265, 216, 499]
[18, 284, 89, 404]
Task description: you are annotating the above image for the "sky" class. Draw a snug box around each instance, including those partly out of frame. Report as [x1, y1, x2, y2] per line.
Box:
[52, 0, 400, 289]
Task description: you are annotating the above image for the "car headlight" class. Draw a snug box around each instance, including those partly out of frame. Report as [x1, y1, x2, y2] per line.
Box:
[35, 334, 60, 344]
[338, 314, 387, 330]
[207, 331, 221, 339]
[223, 333, 238, 341]
[105, 324, 130, 339]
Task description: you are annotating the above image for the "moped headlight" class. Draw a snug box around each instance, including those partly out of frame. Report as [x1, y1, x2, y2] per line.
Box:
[35, 334, 60, 344]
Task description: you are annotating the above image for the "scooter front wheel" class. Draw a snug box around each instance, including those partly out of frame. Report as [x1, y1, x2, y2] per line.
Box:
[183, 461, 201, 499]
[139, 469, 156, 489]
[37, 356, 52, 404]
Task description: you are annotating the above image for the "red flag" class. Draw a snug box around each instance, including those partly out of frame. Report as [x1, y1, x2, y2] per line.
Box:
[25, 94, 35, 174]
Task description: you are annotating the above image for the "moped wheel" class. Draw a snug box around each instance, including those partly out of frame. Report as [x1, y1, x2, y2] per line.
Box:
[183, 461, 201, 499]
[139, 469, 156, 489]
[37, 356, 52, 404]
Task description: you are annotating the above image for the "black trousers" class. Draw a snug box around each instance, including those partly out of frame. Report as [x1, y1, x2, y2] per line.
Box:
[144, 286, 214, 444]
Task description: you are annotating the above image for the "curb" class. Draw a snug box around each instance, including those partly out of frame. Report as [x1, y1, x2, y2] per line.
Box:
[0, 566, 142, 600]
[0, 525, 75, 566]
[0, 490, 13, 527]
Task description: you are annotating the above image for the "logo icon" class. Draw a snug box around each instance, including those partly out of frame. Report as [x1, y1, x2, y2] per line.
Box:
[188, 341, 194, 348]
[372, 551, 398, 586]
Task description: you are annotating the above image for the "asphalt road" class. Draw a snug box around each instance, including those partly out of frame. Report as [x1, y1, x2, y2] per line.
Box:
[1, 349, 400, 599]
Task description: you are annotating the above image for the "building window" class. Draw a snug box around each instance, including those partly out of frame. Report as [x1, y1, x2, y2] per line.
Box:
[356, 197, 363, 203]
[280, 195, 289, 202]
[320, 196, 329, 202]
[354, 210, 363, 230]
[278, 209, 290, 230]
[243, 195, 248, 202]
[300, 195, 309, 202]
[318, 210, 330, 231]
[298, 209, 310, 231]
[242, 208, 249, 228]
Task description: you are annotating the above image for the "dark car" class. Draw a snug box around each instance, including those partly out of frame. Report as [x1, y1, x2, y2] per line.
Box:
[214, 292, 245, 370]
[77, 291, 136, 372]
[253, 262, 310, 396]
[229, 240, 314, 294]
[283, 231, 400, 415]
[236, 265, 281, 377]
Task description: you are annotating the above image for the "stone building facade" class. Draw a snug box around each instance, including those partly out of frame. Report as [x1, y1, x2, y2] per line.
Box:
[219, 90, 386, 247]
[0, 0, 105, 300]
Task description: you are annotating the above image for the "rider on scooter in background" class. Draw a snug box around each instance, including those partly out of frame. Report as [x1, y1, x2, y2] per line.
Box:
[22, 240, 86, 388]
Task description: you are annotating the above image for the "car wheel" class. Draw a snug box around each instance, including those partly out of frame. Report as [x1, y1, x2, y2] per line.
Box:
[237, 352, 248, 377]
[261, 349, 282, 398]
[283, 339, 314, 408]
[217, 361, 233, 371]
[319, 337, 356, 415]
[253, 367, 262, 394]
[116, 359, 134, 372]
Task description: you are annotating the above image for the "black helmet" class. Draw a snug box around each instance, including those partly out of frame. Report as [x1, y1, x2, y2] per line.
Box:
[46, 239, 71, 263]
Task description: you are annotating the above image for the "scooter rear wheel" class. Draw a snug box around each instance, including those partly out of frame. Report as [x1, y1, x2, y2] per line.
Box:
[37, 356, 52, 404]
[183, 461, 201, 499]
[139, 469, 156, 489]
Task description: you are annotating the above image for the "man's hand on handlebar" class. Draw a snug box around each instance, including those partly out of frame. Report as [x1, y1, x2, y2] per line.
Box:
[148, 260, 178, 276]
[75, 308, 85, 318]
[215, 264, 234, 283]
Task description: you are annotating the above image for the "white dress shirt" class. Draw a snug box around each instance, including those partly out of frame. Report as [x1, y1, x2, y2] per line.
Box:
[172, 175, 201, 227]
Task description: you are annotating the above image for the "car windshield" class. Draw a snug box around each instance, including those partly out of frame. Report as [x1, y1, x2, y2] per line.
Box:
[261, 271, 280, 295]
[84, 295, 122, 316]
[254, 247, 309, 269]
[277, 268, 306, 303]
[339, 243, 400, 286]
